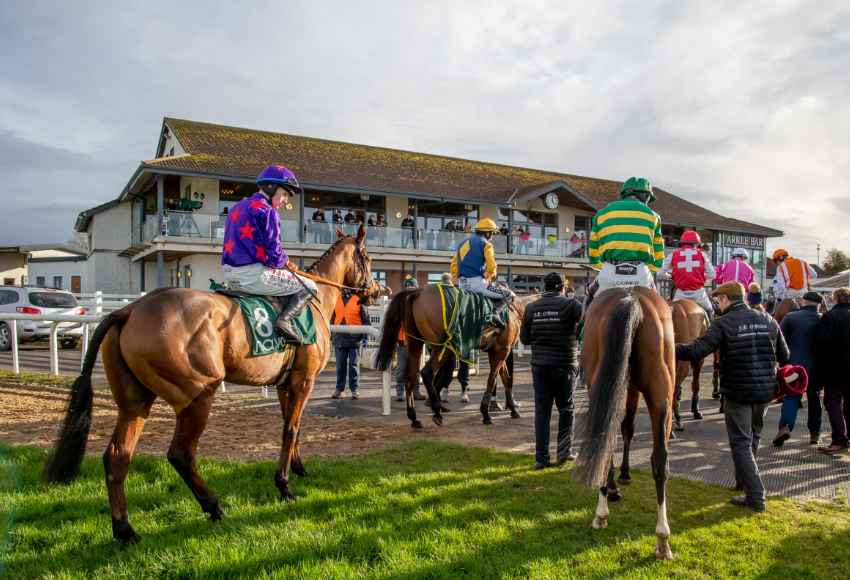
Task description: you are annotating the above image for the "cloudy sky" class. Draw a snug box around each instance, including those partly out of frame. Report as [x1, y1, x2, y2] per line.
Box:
[1, 1, 848, 261]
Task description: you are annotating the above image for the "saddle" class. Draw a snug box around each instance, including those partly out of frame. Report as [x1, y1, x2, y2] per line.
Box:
[212, 285, 291, 315]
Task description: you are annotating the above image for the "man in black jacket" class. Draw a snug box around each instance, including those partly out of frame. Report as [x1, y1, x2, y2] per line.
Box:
[815, 287, 850, 454]
[774, 291, 823, 446]
[520, 272, 582, 469]
[677, 282, 789, 512]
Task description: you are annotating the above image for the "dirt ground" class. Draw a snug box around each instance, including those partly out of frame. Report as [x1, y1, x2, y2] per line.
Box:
[0, 381, 424, 461]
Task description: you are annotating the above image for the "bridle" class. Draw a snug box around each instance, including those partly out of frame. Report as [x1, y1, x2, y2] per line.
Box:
[301, 237, 374, 294]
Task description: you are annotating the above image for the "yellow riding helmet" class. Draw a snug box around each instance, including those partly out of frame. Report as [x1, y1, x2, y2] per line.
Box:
[772, 248, 789, 262]
[474, 218, 500, 233]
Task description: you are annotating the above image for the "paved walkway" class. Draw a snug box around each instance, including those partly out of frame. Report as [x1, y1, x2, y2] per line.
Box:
[298, 358, 850, 502]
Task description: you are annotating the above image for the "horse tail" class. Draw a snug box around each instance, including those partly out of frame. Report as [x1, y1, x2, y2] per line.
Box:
[375, 288, 420, 371]
[44, 309, 127, 484]
[575, 294, 643, 488]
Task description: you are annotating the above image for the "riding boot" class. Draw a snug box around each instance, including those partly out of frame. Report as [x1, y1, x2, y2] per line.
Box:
[489, 298, 511, 329]
[274, 290, 313, 342]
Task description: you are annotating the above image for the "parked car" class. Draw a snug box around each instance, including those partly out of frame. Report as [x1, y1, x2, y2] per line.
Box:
[0, 286, 87, 351]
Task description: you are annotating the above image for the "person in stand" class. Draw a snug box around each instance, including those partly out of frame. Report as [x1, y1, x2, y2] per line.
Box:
[658, 230, 716, 317]
[583, 177, 664, 315]
[676, 282, 789, 513]
[311, 207, 327, 243]
[450, 218, 515, 328]
[221, 165, 317, 342]
[716, 248, 755, 288]
[394, 275, 426, 401]
[815, 287, 850, 455]
[330, 288, 370, 400]
[520, 272, 583, 469]
[344, 209, 357, 225]
[771, 248, 818, 301]
[401, 213, 415, 248]
[773, 292, 824, 446]
[438, 272, 470, 403]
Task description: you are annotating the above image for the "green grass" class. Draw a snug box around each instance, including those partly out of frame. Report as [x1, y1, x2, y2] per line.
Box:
[0, 369, 77, 387]
[1, 442, 848, 579]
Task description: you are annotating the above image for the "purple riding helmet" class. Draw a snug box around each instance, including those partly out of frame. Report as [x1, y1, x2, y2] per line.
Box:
[256, 164, 302, 194]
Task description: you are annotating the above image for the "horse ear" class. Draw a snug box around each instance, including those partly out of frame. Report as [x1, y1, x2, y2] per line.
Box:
[336, 227, 345, 239]
[356, 223, 366, 244]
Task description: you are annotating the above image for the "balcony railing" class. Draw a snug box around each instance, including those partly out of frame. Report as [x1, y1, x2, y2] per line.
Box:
[138, 213, 587, 259]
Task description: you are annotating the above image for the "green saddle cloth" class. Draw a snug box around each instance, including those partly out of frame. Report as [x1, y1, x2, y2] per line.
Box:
[435, 283, 507, 361]
[210, 280, 316, 357]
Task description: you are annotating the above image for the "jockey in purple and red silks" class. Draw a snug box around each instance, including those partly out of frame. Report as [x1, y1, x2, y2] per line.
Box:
[221, 164, 318, 341]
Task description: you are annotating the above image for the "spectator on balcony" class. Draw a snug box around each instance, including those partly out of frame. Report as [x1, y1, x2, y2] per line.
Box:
[311, 208, 327, 243]
[332, 209, 344, 224]
[311, 208, 326, 223]
[401, 214, 415, 248]
[367, 215, 376, 227]
[344, 210, 357, 224]
[376, 214, 386, 227]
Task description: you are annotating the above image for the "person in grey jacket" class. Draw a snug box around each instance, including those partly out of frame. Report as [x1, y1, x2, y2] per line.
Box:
[677, 282, 789, 512]
[520, 272, 582, 469]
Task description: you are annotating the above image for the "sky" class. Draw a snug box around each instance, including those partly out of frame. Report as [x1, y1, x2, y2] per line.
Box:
[1, 1, 848, 262]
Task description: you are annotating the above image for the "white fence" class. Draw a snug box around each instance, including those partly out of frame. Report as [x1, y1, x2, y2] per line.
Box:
[74, 291, 145, 314]
[1, 307, 395, 416]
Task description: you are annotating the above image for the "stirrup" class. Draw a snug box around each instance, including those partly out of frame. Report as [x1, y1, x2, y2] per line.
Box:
[275, 318, 301, 342]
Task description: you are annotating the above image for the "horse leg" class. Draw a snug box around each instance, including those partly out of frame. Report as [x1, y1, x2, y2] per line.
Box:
[166, 389, 224, 521]
[606, 459, 622, 502]
[591, 484, 610, 529]
[691, 358, 704, 420]
[104, 402, 153, 544]
[406, 341, 424, 429]
[712, 352, 721, 399]
[499, 352, 521, 419]
[619, 389, 640, 483]
[648, 402, 673, 560]
[275, 377, 315, 501]
[291, 431, 307, 477]
[672, 378, 684, 432]
[479, 359, 499, 425]
[419, 351, 445, 426]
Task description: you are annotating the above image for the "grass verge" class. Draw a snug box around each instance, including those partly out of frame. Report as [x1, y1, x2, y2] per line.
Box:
[1, 441, 848, 579]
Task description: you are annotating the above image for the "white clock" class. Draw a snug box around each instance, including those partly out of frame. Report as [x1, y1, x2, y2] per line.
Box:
[543, 192, 559, 209]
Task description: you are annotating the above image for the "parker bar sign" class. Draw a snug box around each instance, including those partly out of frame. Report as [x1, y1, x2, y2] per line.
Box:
[721, 232, 765, 250]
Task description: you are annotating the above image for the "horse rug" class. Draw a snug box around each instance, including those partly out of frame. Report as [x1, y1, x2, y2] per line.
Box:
[434, 283, 508, 361]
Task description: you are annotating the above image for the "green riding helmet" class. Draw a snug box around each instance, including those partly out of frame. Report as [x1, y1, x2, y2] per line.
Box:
[619, 176, 656, 204]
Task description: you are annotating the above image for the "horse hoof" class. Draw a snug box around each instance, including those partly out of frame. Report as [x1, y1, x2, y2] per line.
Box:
[618, 474, 632, 484]
[440, 405, 451, 413]
[280, 490, 296, 503]
[656, 539, 674, 560]
[112, 520, 141, 545]
[591, 516, 608, 529]
[607, 489, 622, 503]
[693, 411, 703, 420]
[482, 417, 493, 425]
[291, 462, 308, 477]
[669, 430, 678, 441]
[432, 415, 444, 427]
[411, 420, 423, 429]
[510, 410, 521, 419]
[673, 423, 684, 432]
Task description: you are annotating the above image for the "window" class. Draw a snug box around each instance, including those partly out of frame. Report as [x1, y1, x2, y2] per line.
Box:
[371, 271, 387, 286]
[3, 278, 14, 286]
[53, 276, 63, 290]
[36, 276, 45, 287]
[28, 292, 78, 308]
[0, 289, 19, 305]
[427, 273, 446, 284]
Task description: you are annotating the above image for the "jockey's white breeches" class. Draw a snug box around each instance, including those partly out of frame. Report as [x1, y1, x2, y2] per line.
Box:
[458, 276, 515, 300]
[779, 288, 806, 300]
[594, 262, 656, 294]
[673, 288, 714, 314]
[223, 263, 318, 296]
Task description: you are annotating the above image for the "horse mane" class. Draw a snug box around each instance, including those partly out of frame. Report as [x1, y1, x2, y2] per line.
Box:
[307, 237, 348, 273]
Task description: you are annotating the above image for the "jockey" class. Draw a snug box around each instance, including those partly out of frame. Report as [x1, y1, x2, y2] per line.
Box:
[658, 230, 716, 315]
[221, 164, 318, 342]
[771, 249, 817, 300]
[716, 248, 755, 288]
[450, 218, 515, 328]
[587, 176, 665, 296]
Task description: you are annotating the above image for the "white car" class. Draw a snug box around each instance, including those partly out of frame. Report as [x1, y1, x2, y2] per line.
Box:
[0, 286, 87, 351]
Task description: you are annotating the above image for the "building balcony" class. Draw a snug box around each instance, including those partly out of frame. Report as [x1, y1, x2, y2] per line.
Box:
[130, 212, 588, 263]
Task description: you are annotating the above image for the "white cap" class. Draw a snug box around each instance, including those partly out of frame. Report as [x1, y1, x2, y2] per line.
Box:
[731, 248, 749, 259]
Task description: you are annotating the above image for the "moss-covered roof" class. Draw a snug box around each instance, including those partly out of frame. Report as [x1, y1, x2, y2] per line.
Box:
[137, 117, 781, 237]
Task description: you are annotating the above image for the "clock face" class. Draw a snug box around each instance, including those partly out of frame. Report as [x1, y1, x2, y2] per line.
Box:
[544, 192, 559, 209]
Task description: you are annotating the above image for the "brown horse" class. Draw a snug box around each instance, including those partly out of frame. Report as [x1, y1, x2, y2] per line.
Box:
[670, 299, 709, 429]
[45, 226, 373, 544]
[375, 286, 537, 427]
[772, 298, 798, 323]
[575, 286, 676, 560]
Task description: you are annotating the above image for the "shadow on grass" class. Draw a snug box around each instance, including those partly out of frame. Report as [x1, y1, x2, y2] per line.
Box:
[2, 441, 848, 578]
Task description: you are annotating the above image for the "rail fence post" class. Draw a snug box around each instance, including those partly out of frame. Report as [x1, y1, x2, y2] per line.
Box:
[49, 323, 59, 376]
[381, 369, 391, 416]
[81, 323, 91, 371]
[95, 291, 103, 315]
[11, 319, 19, 375]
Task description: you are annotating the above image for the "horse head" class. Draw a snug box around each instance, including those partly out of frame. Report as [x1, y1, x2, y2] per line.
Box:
[323, 224, 372, 293]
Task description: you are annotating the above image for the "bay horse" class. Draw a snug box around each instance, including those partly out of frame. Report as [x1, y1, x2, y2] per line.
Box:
[44, 226, 373, 544]
[575, 286, 675, 560]
[375, 287, 537, 427]
[670, 299, 709, 429]
[772, 298, 798, 324]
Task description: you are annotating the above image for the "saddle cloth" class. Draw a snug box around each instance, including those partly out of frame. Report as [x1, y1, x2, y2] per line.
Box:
[211, 282, 317, 357]
[435, 283, 508, 361]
